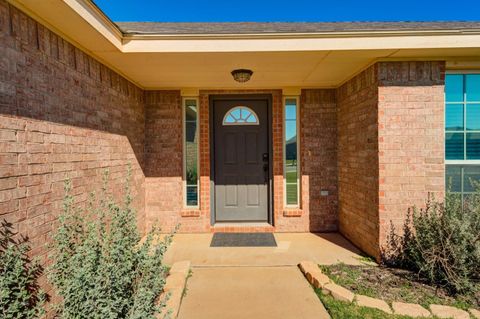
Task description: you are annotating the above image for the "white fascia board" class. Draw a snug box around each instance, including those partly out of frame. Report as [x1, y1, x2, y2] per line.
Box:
[121, 34, 480, 53]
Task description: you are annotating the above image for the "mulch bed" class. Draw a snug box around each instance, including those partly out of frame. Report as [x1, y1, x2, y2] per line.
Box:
[320, 263, 479, 310]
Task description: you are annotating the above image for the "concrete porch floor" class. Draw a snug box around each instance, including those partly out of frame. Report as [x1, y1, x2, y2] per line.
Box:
[166, 232, 363, 319]
[164, 232, 365, 267]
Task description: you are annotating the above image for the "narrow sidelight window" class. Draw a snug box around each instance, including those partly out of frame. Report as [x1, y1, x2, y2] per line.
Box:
[445, 73, 480, 200]
[284, 97, 299, 206]
[183, 98, 199, 207]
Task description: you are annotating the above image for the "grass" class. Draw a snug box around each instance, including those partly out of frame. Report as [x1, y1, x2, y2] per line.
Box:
[286, 184, 298, 204]
[286, 170, 297, 183]
[182, 269, 193, 298]
[319, 263, 479, 311]
[285, 159, 296, 166]
[358, 255, 377, 265]
[317, 291, 412, 319]
[285, 165, 298, 204]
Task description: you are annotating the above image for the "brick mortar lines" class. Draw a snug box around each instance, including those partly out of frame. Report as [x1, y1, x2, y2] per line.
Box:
[0, 0, 146, 301]
[1, 0, 447, 277]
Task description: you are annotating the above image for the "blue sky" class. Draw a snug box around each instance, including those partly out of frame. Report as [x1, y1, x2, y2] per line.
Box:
[94, 0, 480, 22]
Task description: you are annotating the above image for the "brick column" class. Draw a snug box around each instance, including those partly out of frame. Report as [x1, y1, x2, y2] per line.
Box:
[337, 61, 445, 259]
[337, 65, 380, 257]
[300, 89, 338, 232]
[377, 61, 445, 248]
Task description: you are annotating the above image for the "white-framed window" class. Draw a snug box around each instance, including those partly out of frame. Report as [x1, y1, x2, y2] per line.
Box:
[284, 96, 300, 207]
[445, 72, 480, 200]
[183, 97, 199, 207]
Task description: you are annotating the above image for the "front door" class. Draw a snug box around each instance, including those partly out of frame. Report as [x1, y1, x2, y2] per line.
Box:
[213, 98, 270, 222]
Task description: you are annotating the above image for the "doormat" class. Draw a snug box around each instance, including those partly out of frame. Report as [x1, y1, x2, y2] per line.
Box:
[210, 233, 277, 247]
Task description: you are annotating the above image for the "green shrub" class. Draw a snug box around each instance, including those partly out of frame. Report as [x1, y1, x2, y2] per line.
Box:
[383, 192, 480, 294]
[0, 220, 45, 319]
[186, 167, 197, 183]
[48, 168, 173, 319]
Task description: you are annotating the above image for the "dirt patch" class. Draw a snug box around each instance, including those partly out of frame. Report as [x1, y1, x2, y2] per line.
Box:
[320, 264, 479, 310]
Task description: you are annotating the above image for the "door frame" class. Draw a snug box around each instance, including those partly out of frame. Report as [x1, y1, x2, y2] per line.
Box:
[209, 94, 274, 225]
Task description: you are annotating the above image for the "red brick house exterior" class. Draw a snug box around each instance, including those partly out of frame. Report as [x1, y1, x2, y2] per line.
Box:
[2, 0, 477, 274]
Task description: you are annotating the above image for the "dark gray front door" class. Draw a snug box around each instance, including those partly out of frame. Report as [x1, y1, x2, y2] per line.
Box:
[214, 99, 269, 222]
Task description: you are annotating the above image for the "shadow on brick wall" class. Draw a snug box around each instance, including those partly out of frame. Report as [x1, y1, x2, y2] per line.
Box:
[0, 2, 145, 171]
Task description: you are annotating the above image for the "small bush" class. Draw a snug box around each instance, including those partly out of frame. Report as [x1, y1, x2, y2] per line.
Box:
[0, 220, 45, 319]
[383, 192, 480, 294]
[48, 168, 173, 319]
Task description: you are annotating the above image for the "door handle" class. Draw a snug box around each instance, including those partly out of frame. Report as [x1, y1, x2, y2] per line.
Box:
[262, 153, 269, 162]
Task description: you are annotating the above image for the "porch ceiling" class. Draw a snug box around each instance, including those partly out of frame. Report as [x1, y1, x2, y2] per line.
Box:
[94, 50, 400, 89]
[9, 0, 480, 89]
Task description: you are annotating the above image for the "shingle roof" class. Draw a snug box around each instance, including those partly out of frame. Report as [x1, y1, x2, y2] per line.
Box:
[115, 22, 480, 35]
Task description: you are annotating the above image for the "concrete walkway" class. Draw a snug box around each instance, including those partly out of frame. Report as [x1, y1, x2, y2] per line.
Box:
[177, 266, 331, 319]
[166, 233, 363, 318]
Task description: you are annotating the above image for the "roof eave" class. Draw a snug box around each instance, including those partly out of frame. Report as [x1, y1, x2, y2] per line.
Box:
[121, 28, 480, 40]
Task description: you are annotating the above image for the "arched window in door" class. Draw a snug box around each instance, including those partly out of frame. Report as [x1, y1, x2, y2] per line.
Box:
[223, 106, 259, 125]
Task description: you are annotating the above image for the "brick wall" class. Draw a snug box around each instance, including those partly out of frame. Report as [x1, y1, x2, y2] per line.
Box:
[336, 65, 380, 257]
[377, 61, 445, 248]
[336, 62, 445, 258]
[300, 89, 338, 232]
[0, 0, 447, 266]
[144, 90, 210, 233]
[269, 90, 289, 231]
[0, 0, 146, 295]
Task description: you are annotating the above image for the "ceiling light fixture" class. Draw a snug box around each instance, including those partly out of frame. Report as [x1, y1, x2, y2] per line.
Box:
[231, 69, 253, 83]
